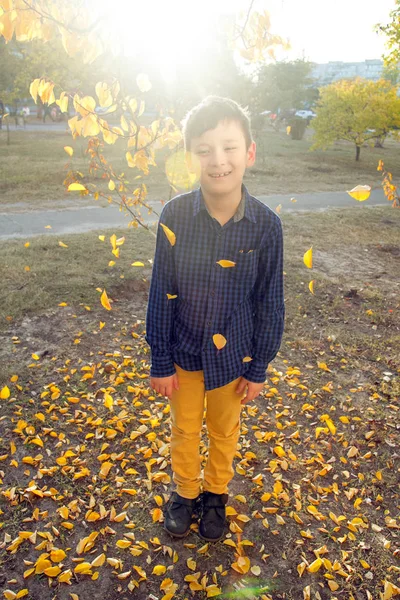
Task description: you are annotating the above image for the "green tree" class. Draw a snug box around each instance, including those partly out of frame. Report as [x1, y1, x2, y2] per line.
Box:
[253, 59, 319, 113]
[310, 77, 400, 161]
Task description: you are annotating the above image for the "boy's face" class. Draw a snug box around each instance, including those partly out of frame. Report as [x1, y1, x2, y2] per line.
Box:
[187, 119, 256, 200]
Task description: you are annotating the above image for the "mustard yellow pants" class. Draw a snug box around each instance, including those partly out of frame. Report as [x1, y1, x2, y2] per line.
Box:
[169, 363, 246, 499]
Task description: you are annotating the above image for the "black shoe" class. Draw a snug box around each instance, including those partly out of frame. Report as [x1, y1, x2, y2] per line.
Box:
[198, 491, 228, 542]
[163, 491, 199, 538]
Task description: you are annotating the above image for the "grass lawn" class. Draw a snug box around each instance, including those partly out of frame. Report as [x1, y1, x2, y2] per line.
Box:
[0, 205, 399, 599]
[0, 125, 399, 212]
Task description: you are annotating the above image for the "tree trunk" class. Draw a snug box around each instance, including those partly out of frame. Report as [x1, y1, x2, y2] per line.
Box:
[355, 145, 361, 161]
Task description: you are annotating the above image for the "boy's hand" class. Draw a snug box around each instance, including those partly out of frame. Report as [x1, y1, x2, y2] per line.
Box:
[150, 373, 180, 400]
[236, 377, 264, 404]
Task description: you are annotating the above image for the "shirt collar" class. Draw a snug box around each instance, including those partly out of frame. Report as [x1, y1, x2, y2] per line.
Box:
[192, 184, 257, 223]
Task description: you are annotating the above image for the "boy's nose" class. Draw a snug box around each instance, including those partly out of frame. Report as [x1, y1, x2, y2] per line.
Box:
[210, 149, 227, 166]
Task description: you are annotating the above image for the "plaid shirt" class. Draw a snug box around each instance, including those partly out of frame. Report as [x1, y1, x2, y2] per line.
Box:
[145, 185, 285, 391]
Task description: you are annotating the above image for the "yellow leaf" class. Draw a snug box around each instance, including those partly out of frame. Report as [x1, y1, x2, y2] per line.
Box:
[68, 183, 86, 192]
[216, 260, 236, 268]
[3, 592, 16, 600]
[50, 549, 66, 562]
[152, 565, 166, 575]
[108, 180, 115, 191]
[167, 294, 177, 299]
[58, 569, 73, 583]
[347, 185, 371, 202]
[131, 261, 144, 267]
[116, 539, 131, 549]
[91, 553, 106, 567]
[1, 386, 10, 399]
[160, 223, 176, 246]
[303, 247, 313, 269]
[100, 290, 112, 311]
[309, 280, 315, 294]
[32, 353, 40, 360]
[74, 562, 92, 574]
[251, 565, 261, 576]
[44, 566, 61, 577]
[64, 146, 73, 157]
[136, 73, 152, 92]
[187, 559, 197, 571]
[213, 334, 227, 350]
[58, 241, 68, 248]
[100, 322, 105, 330]
[98, 235, 105, 241]
[16, 591, 28, 599]
[104, 393, 113, 410]
[121, 488, 137, 496]
[242, 356, 252, 363]
[307, 558, 323, 573]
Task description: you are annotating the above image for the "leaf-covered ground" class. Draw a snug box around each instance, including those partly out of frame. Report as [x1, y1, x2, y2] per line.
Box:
[0, 206, 399, 600]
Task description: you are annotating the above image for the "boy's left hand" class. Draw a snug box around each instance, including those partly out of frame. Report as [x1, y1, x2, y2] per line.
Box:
[236, 378, 264, 404]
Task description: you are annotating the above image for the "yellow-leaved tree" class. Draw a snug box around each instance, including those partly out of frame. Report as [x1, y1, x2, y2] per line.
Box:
[310, 77, 400, 162]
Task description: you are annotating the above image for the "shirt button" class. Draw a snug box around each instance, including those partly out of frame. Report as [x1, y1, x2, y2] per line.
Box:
[206, 320, 211, 326]
[210, 290, 215, 297]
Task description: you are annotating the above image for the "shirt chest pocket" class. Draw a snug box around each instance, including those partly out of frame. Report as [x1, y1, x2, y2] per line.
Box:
[229, 249, 260, 283]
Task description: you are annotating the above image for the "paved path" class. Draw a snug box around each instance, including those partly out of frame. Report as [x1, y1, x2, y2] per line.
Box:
[0, 188, 389, 240]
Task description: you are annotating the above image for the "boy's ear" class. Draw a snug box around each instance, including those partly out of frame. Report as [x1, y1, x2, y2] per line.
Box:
[246, 141, 256, 167]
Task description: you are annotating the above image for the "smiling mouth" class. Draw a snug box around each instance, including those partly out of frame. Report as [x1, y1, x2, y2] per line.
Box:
[209, 171, 231, 178]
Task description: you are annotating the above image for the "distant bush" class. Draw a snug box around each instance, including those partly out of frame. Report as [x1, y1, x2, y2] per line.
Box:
[288, 116, 307, 140]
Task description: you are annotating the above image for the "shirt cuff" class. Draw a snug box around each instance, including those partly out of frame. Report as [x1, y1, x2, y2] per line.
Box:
[149, 353, 176, 379]
[244, 360, 268, 384]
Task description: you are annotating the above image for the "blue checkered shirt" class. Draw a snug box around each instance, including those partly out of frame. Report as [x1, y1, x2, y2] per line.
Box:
[145, 185, 285, 391]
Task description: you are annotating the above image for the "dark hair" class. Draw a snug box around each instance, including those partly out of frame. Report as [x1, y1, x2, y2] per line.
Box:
[181, 96, 253, 150]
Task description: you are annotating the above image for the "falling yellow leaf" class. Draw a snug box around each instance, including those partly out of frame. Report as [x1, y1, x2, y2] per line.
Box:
[167, 294, 177, 300]
[160, 223, 176, 246]
[216, 260, 236, 268]
[213, 334, 227, 350]
[100, 290, 112, 311]
[24, 242, 30, 247]
[242, 356, 252, 363]
[276, 204, 282, 213]
[303, 247, 313, 269]
[64, 146, 73, 156]
[68, 183, 86, 192]
[136, 73, 152, 92]
[347, 185, 371, 202]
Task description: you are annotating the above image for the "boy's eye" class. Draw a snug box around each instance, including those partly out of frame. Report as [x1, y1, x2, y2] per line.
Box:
[225, 147, 237, 151]
[196, 150, 209, 155]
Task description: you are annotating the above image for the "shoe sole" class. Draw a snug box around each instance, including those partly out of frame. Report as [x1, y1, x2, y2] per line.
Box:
[163, 523, 191, 538]
[198, 530, 224, 542]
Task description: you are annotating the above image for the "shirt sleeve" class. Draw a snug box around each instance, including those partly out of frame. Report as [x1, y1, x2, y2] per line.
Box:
[245, 216, 285, 383]
[144, 204, 178, 378]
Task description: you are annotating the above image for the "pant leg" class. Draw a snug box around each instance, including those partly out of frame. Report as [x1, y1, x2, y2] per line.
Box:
[169, 363, 205, 499]
[203, 376, 246, 495]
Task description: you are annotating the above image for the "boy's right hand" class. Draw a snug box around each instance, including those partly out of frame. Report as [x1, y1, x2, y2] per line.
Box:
[150, 373, 180, 399]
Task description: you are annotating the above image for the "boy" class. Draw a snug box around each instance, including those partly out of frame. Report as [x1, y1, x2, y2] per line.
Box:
[145, 96, 285, 542]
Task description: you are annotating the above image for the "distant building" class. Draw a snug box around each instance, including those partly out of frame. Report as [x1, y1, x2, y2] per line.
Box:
[311, 59, 384, 86]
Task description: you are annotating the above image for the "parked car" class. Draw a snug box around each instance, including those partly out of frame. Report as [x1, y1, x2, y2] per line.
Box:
[295, 110, 316, 120]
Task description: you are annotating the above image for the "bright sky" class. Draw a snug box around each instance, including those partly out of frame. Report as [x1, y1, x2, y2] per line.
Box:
[99, 0, 396, 78]
[268, 0, 396, 63]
